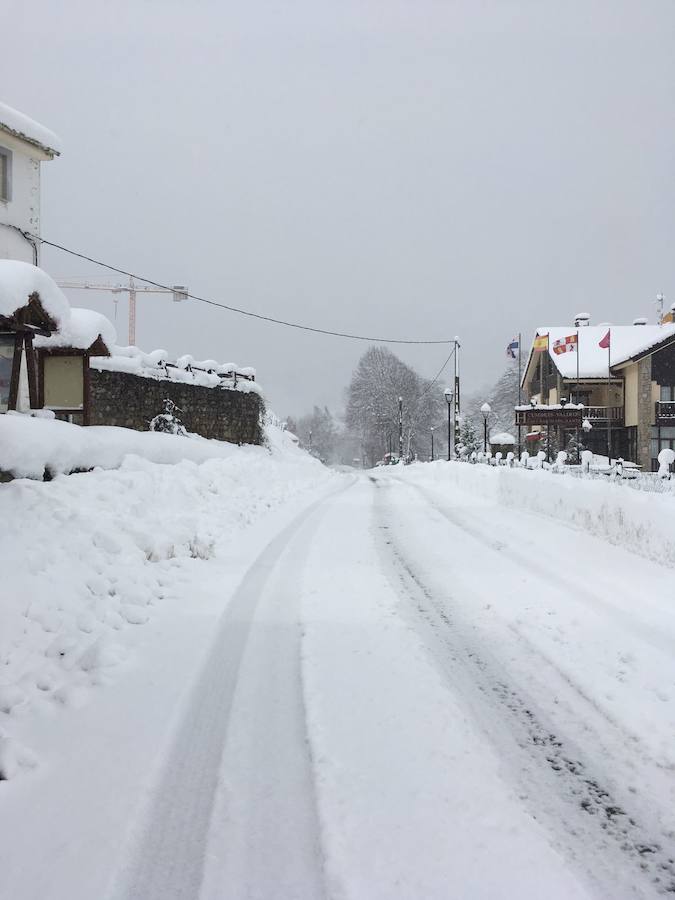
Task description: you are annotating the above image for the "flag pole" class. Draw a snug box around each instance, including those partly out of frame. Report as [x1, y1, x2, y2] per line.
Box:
[576, 328, 580, 464]
[607, 330, 612, 466]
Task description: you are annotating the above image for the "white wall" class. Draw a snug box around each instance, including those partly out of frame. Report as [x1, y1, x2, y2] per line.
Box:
[0, 130, 45, 265]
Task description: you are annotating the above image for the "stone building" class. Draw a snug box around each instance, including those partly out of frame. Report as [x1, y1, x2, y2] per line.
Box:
[519, 316, 675, 470]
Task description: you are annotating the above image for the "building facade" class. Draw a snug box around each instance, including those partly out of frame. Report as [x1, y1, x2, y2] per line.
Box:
[519, 319, 675, 471]
[0, 101, 61, 265]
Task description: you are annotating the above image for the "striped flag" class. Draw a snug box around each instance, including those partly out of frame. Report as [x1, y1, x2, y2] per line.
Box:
[553, 334, 578, 355]
[533, 334, 549, 352]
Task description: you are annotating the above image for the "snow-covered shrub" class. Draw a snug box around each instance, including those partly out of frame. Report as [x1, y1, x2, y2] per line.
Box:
[149, 399, 187, 436]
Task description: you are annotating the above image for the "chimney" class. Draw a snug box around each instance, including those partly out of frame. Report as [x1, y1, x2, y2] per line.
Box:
[633, 317, 648, 326]
[574, 312, 591, 327]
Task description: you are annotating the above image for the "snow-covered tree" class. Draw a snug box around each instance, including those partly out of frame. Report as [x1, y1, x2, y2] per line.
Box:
[295, 406, 339, 463]
[345, 346, 443, 466]
[458, 417, 480, 456]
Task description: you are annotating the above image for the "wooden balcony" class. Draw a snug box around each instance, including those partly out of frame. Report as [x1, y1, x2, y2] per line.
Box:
[583, 406, 624, 425]
[655, 401, 675, 425]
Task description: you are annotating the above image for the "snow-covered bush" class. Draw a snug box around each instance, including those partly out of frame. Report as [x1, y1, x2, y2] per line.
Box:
[149, 399, 187, 436]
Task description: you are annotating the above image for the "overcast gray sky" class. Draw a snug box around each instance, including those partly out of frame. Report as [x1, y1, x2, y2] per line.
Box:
[3, 0, 674, 416]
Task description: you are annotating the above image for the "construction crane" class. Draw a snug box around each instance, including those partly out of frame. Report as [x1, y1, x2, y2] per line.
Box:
[56, 276, 188, 345]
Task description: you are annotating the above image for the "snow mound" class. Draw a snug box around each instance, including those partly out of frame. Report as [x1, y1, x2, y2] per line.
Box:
[34, 307, 116, 352]
[0, 260, 70, 327]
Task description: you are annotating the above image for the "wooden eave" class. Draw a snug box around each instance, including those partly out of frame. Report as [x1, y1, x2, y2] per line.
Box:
[0, 292, 58, 335]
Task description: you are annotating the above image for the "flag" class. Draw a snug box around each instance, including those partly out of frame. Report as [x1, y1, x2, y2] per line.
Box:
[552, 334, 578, 355]
[599, 330, 610, 349]
[533, 334, 549, 352]
[506, 336, 519, 359]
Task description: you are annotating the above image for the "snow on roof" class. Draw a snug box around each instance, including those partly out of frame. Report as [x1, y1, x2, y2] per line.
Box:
[0, 260, 69, 328]
[34, 308, 116, 353]
[91, 346, 262, 395]
[490, 431, 515, 444]
[0, 100, 62, 156]
[534, 324, 675, 379]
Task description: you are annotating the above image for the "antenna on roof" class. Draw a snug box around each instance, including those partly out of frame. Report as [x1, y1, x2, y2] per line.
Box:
[656, 293, 665, 324]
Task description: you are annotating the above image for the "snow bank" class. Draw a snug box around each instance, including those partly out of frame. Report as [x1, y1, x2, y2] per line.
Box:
[0, 260, 69, 326]
[398, 462, 675, 568]
[0, 412, 276, 479]
[0, 425, 333, 781]
[0, 100, 62, 155]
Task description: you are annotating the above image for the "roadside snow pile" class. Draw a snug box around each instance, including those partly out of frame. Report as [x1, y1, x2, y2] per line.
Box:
[0, 425, 334, 781]
[0, 412, 260, 479]
[398, 462, 675, 568]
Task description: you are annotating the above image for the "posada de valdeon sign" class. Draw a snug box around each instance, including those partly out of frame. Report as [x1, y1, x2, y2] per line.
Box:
[515, 405, 584, 427]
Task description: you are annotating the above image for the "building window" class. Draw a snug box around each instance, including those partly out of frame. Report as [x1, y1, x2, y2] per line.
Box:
[660, 385, 675, 402]
[0, 146, 11, 202]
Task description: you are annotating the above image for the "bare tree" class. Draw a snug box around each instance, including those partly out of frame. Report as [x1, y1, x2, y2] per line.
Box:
[345, 346, 443, 465]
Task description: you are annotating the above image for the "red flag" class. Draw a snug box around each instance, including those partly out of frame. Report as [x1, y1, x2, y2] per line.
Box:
[599, 329, 610, 349]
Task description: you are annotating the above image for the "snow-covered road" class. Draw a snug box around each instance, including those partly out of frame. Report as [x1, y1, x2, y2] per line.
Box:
[2, 458, 675, 899]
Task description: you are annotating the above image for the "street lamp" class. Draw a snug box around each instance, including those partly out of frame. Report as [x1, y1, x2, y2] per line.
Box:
[430, 426, 435, 462]
[444, 388, 454, 460]
[481, 402, 491, 453]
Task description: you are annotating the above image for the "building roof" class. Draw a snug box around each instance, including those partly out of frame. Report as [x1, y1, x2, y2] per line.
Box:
[524, 324, 675, 383]
[0, 100, 62, 157]
[34, 308, 116, 354]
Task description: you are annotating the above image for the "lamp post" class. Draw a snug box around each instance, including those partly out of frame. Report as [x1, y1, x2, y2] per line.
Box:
[444, 388, 454, 460]
[430, 426, 435, 462]
[481, 402, 491, 454]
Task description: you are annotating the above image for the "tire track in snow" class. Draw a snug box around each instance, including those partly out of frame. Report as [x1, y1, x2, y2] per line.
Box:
[372, 479, 675, 898]
[107, 486, 347, 900]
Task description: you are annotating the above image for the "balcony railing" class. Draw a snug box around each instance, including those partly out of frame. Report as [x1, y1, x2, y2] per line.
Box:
[583, 406, 624, 424]
[656, 401, 675, 425]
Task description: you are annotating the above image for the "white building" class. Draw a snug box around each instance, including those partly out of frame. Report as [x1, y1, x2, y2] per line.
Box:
[0, 101, 61, 265]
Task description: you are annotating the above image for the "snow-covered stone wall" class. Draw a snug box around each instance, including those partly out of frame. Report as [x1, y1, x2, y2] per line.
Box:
[89, 368, 264, 445]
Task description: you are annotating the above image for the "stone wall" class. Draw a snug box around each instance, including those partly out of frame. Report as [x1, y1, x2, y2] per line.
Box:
[89, 369, 264, 445]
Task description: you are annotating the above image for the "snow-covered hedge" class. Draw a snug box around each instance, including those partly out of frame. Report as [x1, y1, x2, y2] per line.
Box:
[410, 461, 675, 568]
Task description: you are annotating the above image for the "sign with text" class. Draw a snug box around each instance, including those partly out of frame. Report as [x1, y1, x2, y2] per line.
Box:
[515, 407, 583, 427]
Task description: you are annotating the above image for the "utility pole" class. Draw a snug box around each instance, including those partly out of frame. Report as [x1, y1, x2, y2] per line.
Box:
[453, 338, 461, 459]
[430, 426, 435, 462]
[398, 396, 403, 461]
[57, 278, 188, 345]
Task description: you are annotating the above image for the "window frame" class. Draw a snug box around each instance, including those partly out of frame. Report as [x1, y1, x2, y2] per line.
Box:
[0, 145, 11, 202]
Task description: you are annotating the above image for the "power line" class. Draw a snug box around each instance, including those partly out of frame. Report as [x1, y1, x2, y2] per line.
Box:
[11, 227, 455, 345]
[413, 344, 456, 407]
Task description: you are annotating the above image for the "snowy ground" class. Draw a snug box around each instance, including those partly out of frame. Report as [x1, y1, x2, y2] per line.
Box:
[1, 451, 675, 899]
